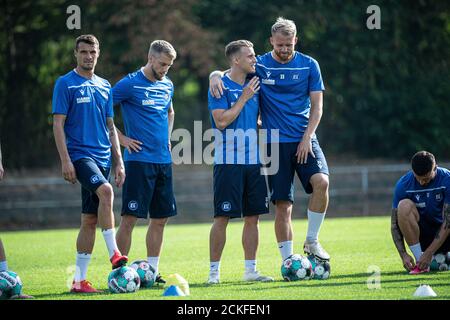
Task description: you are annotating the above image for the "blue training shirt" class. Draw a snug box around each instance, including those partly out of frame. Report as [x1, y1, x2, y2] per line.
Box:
[112, 68, 174, 164]
[256, 51, 325, 143]
[208, 75, 260, 165]
[52, 70, 113, 168]
[393, 167, 450, 225]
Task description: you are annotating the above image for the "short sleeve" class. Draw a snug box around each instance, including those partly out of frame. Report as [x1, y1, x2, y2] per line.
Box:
[112, 76, 131, 106]
[308, 58, 325, 92]
[392, 179, 407, 209]
[52, 77, 70, 115]
[444, 175, 450, 205]
[208, 90, 229, 111]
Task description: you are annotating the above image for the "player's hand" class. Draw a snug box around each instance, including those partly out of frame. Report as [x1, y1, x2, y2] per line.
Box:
[0, 163, 4, 180]
[296, 136, 315, 164]
[241, 77, 260, 102]
[209, 73, 225, 98]
[401, 253, 415, 271]
[417, 251, 433, 270]
[114, 163, 126, 188]
[62, 160, 77, 184]
[121, 136, 143, 154]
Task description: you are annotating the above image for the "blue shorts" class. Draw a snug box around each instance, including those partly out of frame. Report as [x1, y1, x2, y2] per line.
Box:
[419, 217, 450, 253]
[121, 161, 177, 219]
[267, 139, 329, 203]
[73, 158, 111, 214]
[213, 164, 270, 218]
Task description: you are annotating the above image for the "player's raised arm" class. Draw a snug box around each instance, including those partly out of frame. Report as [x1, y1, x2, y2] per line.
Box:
[390, 208, 415, 271]
[107, 117, 125, 188]
[53, 114, 77, 184]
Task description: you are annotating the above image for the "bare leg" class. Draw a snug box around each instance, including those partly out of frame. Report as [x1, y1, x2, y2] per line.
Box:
[116, 215, 137, 256]
[242, 215, 259, 260]
[95, 183, 115, 230]
[209, 216, 229, 262]
[274, 200, 293, 243]
[308, 173, 329, 213]
[0, 238, 6, 262]
[77, 214, 97, 254]
[147, 218, 169, 257]
[397, 199, 420, 245]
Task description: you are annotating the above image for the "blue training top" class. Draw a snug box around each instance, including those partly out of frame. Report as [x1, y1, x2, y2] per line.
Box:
[256, 51, 325, 143]
[393, 167, 450, 225]
[208, 75, 260, 165]
[112, 68, 174, 164]
[52, 70, 113, 168]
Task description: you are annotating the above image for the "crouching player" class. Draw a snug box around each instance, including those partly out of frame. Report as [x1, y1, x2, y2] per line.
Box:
[391, 151, 450, 274]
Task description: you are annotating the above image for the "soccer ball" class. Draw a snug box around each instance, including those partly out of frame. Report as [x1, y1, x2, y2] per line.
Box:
[430, 253, 449, 271]
[307, 255, 331, 280]
[281, 254, 313, 281]
[130, 260, 155, 288]
[0, 271, 23, 300]
[108, 266, 141, 294]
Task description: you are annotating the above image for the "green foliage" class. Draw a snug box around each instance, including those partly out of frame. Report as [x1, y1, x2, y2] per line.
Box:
[0, 1, 449, 168]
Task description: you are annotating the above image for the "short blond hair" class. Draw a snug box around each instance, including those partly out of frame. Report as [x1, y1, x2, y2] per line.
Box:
[149, 40, 177, 59]
[271, 17, 297, 37]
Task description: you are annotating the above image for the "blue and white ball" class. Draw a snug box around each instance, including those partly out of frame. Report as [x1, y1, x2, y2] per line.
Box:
[108, 266, 141, 294]
[0, 270, 23, 300]
[281, 254, 313, 281]
[130, 260, 155, 288]
[307, 255, 331, 280]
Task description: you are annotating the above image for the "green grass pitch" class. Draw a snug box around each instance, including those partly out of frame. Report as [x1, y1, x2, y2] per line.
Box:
[2, 216, 449, 300]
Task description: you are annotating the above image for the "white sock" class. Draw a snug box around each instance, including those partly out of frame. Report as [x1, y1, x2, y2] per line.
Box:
[306, 210, 326, 243]
[75, 253, 91, 282]
[102, 229, 118, 258]
[147, 256, 160, 280]
[278, 241, 293, 261]
[409, 243, 423, 262]
[210, 261, 220, 274]
[245, 260, 257, 273]
[0, 260, 8, 272]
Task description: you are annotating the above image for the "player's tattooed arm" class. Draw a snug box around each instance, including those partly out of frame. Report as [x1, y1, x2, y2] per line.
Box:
[390, 208, 407, 255]
[444, 203, 450, 230]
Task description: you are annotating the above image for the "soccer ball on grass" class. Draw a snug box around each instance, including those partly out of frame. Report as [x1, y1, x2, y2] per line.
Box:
[108, 266, 141, 294]
[281, 254, 313, 281]
[130, 260, 155, 288]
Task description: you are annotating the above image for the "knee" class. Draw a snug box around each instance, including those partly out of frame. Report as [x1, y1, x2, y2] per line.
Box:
[311, 175, 329, 193]
[397, 199, 416, 220]
[213, 216, 229, 229]
[81, 214, 97, 230]
[244, 215, 259, 226]
[120, 215, 137, 232]
[151, 218, 168, 229]
[96, 183, 113, 202]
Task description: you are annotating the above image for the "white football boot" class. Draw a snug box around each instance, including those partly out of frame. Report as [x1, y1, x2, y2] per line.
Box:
[303, 241, 330, 261]
[243, 270, 274, 282]
[207, 271, 220, 284]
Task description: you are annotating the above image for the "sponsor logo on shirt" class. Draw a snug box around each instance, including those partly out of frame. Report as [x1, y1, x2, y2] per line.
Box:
[76, 96, 91, 104]
[262, 70, 275, 85]
[142, 99, 155, 106]
[415, 202, 426, 208]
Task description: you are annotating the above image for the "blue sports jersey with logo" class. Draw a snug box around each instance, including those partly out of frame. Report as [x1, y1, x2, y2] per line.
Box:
[208, 75, 260, 165]
[112, 68, 174, 164]
[393, 167, 450, 224]
[256, 51, 325, 143]
[52, 70, 113, 167]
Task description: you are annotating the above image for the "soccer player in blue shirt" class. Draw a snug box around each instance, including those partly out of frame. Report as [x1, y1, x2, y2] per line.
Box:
[52, 35, 128, 293]
[210, 17, 331, 263]
[113, 40, 177, 285]
[207, 40, 273, 284]
[391, 151, 450, 274]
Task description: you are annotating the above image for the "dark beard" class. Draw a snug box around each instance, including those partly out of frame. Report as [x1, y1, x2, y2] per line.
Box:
[151, 67, 163, 80]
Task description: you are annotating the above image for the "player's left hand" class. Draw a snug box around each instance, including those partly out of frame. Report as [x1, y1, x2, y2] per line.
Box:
[115, 163, 126, 188]
[417, 251, 433, 270]
[296, 136, 315, 164]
